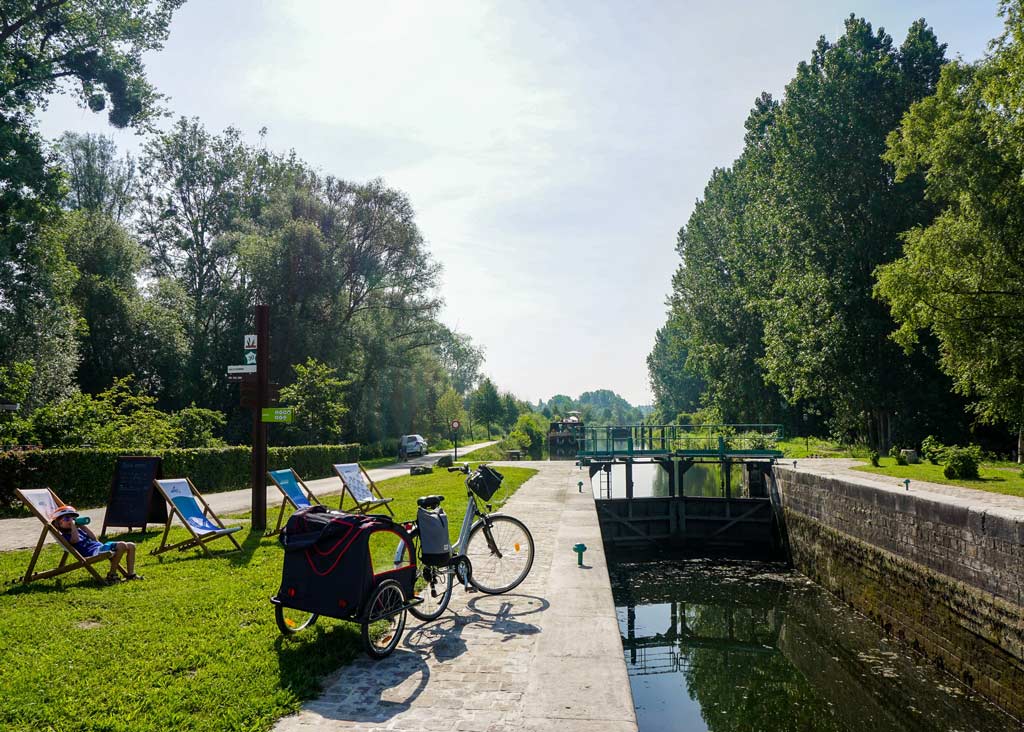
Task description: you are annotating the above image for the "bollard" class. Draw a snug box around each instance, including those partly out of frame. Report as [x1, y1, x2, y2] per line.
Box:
[573, 543, 587, 566]
[904, 479, 911, 491]
[577, 480, 583, 493]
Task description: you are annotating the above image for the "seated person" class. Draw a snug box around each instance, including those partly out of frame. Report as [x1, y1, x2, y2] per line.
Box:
[51, 506, 142, 582]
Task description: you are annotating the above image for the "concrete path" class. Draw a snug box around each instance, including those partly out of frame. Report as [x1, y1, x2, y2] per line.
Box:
[0, 442, 496, 552]
[273, 461, 637, 732]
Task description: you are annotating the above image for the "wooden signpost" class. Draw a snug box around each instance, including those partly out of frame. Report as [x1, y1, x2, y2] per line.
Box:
[101, 456, 166, 537]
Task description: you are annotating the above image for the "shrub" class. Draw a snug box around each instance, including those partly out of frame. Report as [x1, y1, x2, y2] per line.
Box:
[896, 452, 908, 466]
[171, 404, 226, 448]
[0, 443, 360, 517]
[887, 445, 902, 460]
[920, 435, 945, 465]
[869, 451, 880, 467]
[942, 445, 982, 480]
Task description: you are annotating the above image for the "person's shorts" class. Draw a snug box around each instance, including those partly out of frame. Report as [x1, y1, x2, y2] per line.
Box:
[100, 541, 119, 553]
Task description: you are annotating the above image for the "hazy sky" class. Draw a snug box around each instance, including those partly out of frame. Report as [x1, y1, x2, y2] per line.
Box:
[39, 1, 1004, 406]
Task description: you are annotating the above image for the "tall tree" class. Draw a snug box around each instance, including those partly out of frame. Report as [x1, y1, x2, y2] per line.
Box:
[54, 132, 136, 221]
[471, 378, 502, 439]
[877, 0, 1024, 458]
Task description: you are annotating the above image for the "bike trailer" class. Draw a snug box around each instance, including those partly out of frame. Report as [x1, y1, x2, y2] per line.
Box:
[274, 506, 415, 620]
[468, 465, 504, 501]
[416, 505, 450, 566]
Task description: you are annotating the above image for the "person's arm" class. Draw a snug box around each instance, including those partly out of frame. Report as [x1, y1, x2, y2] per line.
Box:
[80, 525, 98, 541]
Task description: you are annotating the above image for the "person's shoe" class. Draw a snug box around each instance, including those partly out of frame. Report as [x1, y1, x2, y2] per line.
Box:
[124, 573, 144, 581]
[106, 572, 121, 584]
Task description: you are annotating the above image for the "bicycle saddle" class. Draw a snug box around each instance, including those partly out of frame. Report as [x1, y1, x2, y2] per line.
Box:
[416, 495, 444, 509]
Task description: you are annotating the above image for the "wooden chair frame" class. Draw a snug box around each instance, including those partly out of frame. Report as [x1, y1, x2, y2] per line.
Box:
[151, 478, 242, 557]
[266, 468, 325, 535]
[14, 488, 125, 585]
[333, 463, 394, 516]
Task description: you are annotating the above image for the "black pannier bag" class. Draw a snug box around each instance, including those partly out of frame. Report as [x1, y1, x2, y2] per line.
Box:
[468, 465, 504, 501]
[416, 505, 450, 566]
[275, 506, 414, 619]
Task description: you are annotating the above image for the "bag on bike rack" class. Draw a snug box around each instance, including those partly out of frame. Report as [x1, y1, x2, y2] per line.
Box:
[468, 465, 504, 501]
[416, 505, 450, 566]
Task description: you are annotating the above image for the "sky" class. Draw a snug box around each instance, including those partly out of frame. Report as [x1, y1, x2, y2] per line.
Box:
[39, 1, 1005, 406]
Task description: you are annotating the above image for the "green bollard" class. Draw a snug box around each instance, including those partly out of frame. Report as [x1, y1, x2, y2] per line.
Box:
[577, 480, 583, 493]
[903, 479, 911, 491]
[573, 543, 587, 566]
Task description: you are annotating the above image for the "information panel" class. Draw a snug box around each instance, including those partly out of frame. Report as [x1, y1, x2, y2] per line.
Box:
[101, 456, 167, 535]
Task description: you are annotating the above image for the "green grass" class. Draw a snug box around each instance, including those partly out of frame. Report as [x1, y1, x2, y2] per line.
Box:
[358, 455, 396, 470]
[0, 466, 538, 732]
[459, 443, 508, 461]
[852, 457, 1024, 498]
[776, 437, 872, 459]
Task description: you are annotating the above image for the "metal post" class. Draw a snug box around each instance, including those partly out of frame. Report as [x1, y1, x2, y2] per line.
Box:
[251, 304, 269, 531]
[625, 459, 633, 500]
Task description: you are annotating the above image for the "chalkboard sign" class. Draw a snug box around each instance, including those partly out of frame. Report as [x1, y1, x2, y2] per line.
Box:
[101, 456, 167, 536]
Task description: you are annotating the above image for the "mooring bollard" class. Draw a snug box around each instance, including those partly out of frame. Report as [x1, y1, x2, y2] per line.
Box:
[573, 543, 587, 566]
[904, 479, 911, 491]
[577, 480, 583, 493]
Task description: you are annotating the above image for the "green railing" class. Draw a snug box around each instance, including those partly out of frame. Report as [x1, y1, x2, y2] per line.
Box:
[579, 424, 784, 457]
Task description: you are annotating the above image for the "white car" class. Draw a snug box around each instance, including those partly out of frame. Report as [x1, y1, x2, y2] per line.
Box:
[399, 434, 428, 459]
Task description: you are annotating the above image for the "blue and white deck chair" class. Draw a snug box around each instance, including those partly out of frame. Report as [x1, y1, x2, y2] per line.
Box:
[151, 478, 242, 556]
[333, 463, 393, 516]
[266, 469, 324, 535]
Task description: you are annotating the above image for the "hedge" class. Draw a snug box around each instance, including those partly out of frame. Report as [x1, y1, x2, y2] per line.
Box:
[0, 444, 361, 517]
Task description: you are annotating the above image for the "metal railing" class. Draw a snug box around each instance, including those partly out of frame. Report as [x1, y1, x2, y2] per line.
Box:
[579, 424, 784, 457]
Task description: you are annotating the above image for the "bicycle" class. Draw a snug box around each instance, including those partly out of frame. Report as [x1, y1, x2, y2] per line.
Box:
[395, 462, 535, 621]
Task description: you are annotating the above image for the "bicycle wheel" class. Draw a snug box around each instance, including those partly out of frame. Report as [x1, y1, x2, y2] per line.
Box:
[465, 514, 535, 594]
[275, 604, 318, 635]
[405, 529, 453, 621]
[362, 579, 407, 659]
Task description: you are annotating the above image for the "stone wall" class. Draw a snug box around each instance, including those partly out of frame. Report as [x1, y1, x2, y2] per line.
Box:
[773, 466, 1024, 718]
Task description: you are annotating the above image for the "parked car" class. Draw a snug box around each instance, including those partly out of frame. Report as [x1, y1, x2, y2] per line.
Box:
[398, 434, 429, 460]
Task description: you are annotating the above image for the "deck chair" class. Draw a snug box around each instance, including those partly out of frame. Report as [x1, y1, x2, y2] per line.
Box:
[266, 468, 324, 535]
[151, 478, 242, 556]
[14, 488, 123, 585]
[333, 463, 394, 515]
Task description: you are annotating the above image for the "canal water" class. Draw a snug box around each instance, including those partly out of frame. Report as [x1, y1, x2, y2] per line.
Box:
[589, 462, 745, 499]
[609, 558, 1018, 732]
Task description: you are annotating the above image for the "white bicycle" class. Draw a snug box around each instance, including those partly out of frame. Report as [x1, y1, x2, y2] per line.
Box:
[395, 463, 535, 621]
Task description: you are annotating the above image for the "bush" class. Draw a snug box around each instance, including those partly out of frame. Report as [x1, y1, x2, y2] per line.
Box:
[171, 404, 226, 448]
[896, 452, 908, 466]
[869, 451, 880, 467]
[942, 445, 982, 480]
[887, 445, 902, 460]
[0, 443, 360, 517]
[920, 435, 945, 465]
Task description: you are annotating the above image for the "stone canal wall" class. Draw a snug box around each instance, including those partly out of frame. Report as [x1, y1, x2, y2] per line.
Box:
[773, 464, 1024, 719]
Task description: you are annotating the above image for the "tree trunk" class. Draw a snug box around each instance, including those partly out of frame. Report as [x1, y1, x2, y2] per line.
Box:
[1018, 423, 1022, 464]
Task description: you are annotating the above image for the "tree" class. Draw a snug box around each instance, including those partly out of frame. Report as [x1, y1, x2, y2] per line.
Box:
[54, 132, 136, 220]
[471, 378, 502, 439]
[279, 358, 350, 445]
[435, 326, 484, 394]
[647, 320, 705, 421]
[876, 1, 1024, 459]
[436, 387, 466, 433]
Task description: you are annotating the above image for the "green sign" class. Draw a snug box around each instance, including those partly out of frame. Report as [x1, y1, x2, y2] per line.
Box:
[261, 408, 294, 424]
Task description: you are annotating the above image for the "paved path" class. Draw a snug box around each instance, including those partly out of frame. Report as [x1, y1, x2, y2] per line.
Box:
[789, 458, 1024, 518]
[0, 442, 496, 552]
[273, 461, 637, 732]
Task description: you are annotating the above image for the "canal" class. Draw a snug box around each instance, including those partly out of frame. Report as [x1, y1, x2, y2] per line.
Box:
[609, 557, 1018, 731]
[589, 462, 745, 499]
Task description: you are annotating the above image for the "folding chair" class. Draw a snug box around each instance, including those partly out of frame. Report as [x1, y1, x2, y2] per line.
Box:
[333, 463, 394, 515]
[151, 478, 242, 556]
[14, 488, 121, 585]
[266, 468, 325, 535]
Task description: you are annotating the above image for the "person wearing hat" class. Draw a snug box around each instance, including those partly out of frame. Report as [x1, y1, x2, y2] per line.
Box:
[50, 506, 142, 582]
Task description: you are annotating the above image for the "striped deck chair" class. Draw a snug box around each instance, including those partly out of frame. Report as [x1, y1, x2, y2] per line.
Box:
[151, 478, 242, 556]
[333, 463, 393, 516]
[15, 488, 121, 585]
[266, 469, 324, 535]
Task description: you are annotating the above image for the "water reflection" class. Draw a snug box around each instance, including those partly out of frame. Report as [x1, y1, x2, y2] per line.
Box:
[592, 462, 747, 499]
[610, 559, 1017, 732]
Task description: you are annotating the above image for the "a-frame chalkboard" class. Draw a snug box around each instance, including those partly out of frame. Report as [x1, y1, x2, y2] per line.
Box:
[101, 456, 167, 537]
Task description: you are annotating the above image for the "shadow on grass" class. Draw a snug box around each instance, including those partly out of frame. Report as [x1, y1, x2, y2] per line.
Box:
[227, 528, 269, 568]
[3, 574, 104, 596]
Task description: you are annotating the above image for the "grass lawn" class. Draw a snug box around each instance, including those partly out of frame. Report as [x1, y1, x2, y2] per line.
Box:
[852, 457, 1024, 498]
[459, 443, 507, 461]
[358, 455, 396, 470]
[0, 465, 537, 732]
[776, 437, 872, 459]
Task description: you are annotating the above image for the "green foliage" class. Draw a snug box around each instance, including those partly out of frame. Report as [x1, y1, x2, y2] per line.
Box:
[279, 358, 350, 446]
[896, 452, 908, 466]
[470, 378, 503, 439]
[920, 435, 945, 465]
[870, 451, 880, 467]
[0, 443, 362, 516]
[876, 3, 1024, 449]
[942, 445, 982, 480]
[171, 404, 226, 448]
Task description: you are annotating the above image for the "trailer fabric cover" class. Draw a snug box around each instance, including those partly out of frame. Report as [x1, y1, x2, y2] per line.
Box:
[276, 506, 413, 618]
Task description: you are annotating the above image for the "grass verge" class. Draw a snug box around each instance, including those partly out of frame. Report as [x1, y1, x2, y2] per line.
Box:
[358, 456, 396, 470]
[852, 457, 1024, 498]
[0, 466, 537, 732]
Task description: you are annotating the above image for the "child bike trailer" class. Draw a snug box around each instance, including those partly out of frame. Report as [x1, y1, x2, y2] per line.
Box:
[270, 505, 418, 658]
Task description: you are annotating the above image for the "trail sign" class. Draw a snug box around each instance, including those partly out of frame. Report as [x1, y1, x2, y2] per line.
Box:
[228, 365, 257, 375]
[244, 334, 257, 349]
[244, 351, 257, 366]
[262, 407, 293, 423]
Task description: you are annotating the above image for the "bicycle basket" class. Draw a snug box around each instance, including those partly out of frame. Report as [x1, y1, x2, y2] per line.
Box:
[468, 465, 504, 501]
